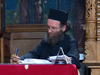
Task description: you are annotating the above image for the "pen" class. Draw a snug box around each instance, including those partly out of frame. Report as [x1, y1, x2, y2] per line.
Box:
[15, 48, 19, 56]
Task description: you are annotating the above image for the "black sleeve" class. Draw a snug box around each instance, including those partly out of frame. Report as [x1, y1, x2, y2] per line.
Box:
[20, 39, 45, 60]
[66, 40, 81, 69]
[71, 57, 81, 69]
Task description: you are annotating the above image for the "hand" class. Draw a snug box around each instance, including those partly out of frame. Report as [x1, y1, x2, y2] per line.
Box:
[10, 55, 20, 64]
[64, 55, 72, 64]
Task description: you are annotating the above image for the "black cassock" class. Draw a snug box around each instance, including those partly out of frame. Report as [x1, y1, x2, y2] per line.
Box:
[20, 33, 81, 69]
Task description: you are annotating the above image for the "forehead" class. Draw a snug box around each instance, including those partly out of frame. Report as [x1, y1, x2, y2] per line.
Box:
[47, 19, 60, 27]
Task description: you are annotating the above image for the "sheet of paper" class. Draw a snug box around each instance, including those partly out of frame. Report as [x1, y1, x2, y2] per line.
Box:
[48, 55, 66, 60]
[18, 59, 52, 64]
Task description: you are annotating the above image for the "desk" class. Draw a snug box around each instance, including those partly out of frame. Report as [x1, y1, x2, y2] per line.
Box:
[0, 64, 78, 75]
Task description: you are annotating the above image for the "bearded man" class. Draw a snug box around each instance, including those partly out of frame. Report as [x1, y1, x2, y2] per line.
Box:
[12, 9, 80, 69]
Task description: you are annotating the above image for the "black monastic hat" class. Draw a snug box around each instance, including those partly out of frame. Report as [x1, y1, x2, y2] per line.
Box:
[48, 9, 68, 23]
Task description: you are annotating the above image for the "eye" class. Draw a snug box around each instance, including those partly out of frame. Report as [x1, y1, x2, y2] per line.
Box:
[51, 27, 56, 30]
[46, 26, 50, 29]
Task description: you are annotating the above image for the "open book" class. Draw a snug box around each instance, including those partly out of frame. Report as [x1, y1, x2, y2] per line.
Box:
[18, 59, 52, 64]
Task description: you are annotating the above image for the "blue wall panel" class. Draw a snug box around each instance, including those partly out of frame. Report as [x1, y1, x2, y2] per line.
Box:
[6, 0, 17, 10]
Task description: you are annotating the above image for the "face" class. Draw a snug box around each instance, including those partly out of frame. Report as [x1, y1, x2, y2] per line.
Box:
[47, 19, 66, 38]
[45, 19, 66, 46]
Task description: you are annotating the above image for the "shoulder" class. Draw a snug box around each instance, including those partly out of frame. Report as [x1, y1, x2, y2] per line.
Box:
[64, 33, 76, 42]
[39, 38, 47, 45]
[64, 33, 78, 46]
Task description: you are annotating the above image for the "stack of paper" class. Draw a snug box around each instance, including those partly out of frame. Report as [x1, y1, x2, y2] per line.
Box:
[48, 55, 72, 64]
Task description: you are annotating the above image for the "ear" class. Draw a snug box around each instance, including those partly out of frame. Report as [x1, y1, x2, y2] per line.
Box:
[62, 25, 66, 32]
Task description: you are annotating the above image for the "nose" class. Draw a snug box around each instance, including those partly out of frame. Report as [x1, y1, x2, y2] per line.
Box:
[48, 28, 52, 33]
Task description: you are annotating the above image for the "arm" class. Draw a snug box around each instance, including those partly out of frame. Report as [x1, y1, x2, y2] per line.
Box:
[66, 40, 81, 69]
[20, 39, 45, 60]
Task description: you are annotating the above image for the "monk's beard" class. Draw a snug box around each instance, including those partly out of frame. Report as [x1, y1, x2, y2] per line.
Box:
[45, 29, 64, 46]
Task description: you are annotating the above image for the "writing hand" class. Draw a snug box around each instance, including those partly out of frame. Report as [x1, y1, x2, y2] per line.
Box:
[10, 55, 20, 64]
